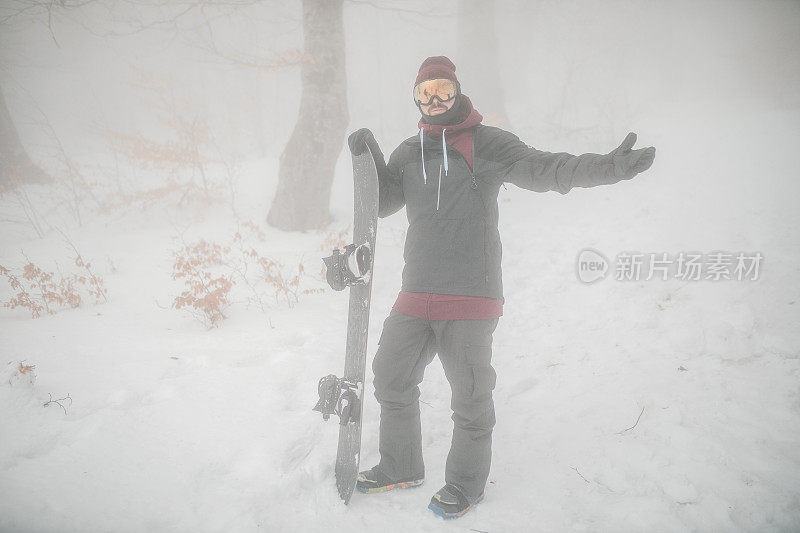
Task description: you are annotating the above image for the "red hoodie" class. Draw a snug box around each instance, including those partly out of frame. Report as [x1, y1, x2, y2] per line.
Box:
[393, 95, 504, 321]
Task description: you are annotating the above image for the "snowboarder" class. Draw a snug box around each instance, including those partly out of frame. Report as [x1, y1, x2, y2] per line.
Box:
[346, 55, 655, 519]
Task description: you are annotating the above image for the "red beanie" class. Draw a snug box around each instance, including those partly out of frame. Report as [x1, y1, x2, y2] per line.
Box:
[414, 56, 459, 87]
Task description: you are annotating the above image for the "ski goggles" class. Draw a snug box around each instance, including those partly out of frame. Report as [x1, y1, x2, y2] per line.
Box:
[413, 78, 458, 106]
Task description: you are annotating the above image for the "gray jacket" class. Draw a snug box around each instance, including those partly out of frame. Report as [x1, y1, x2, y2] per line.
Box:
[378, 124, 624, 299]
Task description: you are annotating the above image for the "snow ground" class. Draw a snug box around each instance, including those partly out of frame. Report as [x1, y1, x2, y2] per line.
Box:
[1, 100, 799, 532]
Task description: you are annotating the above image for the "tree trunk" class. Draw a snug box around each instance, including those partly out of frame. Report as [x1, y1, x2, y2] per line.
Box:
[0, 85, 52, 190]
[267, 0, 348, 231]
[457, 0, 510, 128]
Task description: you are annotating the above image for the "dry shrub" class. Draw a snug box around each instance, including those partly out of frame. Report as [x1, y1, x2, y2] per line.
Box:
[317, 224, 350, 251]
[240, 219, 265, 241]
[0, 253, 107, 318]
[171, 240, 234, 328]
[237, 241, 322, 308]
[171, 223, 325, 327]
[3, 360, 37, 387]
[18, 361, 36, 375]
[103, 71, 231, 211]
[106, 122, 222, 209]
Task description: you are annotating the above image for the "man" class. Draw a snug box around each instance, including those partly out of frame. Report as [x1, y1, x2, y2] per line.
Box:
[347, 56, 655, 519]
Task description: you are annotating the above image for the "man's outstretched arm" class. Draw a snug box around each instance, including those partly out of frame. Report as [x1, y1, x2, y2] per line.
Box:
[493, 131, 656, 194]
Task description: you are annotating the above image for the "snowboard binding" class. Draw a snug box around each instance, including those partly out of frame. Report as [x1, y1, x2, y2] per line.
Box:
[314, 374, 362, 426]
[322, 243, 372, 291]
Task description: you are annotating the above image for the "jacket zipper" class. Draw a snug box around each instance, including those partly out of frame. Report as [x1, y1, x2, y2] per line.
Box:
[437, 164, 442, 210]
[472, 130, 488, 283]
[471, 134, 478, 189]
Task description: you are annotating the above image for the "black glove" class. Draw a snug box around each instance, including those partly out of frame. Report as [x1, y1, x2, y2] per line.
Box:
[610, 132, 656, 180]
[347, 128, 376, 156]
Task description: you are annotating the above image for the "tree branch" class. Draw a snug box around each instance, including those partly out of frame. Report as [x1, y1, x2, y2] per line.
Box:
[617, 405, 645, 435]
[346, 0, 451, 16]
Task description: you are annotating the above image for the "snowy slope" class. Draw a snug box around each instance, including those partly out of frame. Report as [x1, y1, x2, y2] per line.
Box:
[1, 100, 799, 533]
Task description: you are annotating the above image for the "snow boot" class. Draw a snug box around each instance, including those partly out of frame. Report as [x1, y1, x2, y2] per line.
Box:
[428, 483, 484, 519]
[355, 466, 424, 494]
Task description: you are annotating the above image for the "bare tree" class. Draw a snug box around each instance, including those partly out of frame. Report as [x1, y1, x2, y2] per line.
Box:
[0, 85, 52, 189]
[457, 0, 509, 127]
[0, 0, 93, 190]
[267, 0, 348, 231]
[0, 0, 273, 190]
[1, 0, 345, 223]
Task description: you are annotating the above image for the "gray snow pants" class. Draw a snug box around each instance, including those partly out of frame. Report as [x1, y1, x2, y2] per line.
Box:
[372, 309, 499, 500]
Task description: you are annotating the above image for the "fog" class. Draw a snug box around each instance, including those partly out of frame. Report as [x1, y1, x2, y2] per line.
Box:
[4, 1, 798, 162]
[1, 1, 799, 531]
[3, 0, 798, 230]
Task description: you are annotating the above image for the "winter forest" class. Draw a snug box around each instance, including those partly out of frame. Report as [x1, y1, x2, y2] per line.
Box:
[1, 0, 799, 531]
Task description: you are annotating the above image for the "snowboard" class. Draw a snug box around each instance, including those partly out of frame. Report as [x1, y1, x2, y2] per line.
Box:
[314, 146, 379, 504]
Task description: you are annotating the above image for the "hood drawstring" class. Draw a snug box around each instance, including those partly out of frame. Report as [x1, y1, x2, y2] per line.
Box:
[419, 128, 427, 184]
[420, 129, 450, 211]
[441, 128, 449, 176]
[419, 128, 450, 185]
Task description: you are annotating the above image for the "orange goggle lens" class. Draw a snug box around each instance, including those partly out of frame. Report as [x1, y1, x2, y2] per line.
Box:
[413, 78, 458, 105]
